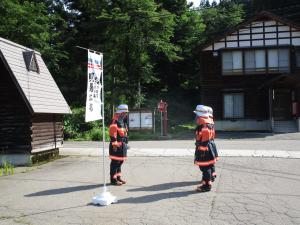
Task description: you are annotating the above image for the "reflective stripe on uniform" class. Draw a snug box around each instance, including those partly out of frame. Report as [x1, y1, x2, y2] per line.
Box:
[111, 141, 122, 147]
[112, 172, 122, 179]
[109, 155, 127, 161]
[194, 159, 216, 166]
[198, 146, 208, 151]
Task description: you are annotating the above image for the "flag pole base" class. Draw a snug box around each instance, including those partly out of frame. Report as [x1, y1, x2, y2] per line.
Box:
[92, 186, 117, 206]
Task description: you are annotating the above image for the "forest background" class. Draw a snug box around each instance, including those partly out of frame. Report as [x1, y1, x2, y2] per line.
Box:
[1, 0, 299, 140]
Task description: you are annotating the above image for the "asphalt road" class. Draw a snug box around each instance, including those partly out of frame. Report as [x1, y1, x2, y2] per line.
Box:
[0, 156, 300, 225]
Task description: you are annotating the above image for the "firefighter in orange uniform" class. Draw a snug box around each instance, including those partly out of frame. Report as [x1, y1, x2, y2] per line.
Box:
[206, 106, 219, 182]
[109, 104, 129, 185]
[193, 105, 218, 192]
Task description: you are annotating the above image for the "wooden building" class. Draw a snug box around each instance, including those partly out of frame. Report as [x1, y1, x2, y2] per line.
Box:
[0, 37, 71, 165]
[197, 12, 300, 132]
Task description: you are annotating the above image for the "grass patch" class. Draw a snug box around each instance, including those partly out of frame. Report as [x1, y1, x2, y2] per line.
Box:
[129, 130, 160, 140]
[0, 160, 14, 176]
[128, 122, 195, 141]
[169, 122, 195, 139]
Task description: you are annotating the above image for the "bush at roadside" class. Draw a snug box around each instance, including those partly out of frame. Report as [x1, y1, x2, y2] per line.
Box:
[64, 107, 109, 141]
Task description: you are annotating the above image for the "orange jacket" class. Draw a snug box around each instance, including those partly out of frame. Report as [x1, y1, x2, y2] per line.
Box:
[109, 115, 128, 147]
[195, 116, 215, 151]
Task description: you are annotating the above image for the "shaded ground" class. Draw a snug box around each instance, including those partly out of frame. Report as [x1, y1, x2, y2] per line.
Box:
[0, 156, 300, 225]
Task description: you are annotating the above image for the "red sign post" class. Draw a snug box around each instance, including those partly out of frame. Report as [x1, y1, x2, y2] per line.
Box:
[157, 100, 168, 136]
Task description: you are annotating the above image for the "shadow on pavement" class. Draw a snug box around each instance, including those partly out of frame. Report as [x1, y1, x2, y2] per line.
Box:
[118, 190, 198, 204]
[127, 181, 198, 192]
[25, 184, 101, 197]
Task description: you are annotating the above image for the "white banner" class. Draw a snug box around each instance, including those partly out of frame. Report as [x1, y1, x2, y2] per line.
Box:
[85, 51, 103, 122]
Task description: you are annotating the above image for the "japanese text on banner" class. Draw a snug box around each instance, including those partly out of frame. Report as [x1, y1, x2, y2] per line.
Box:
[85, 51, 103, 122]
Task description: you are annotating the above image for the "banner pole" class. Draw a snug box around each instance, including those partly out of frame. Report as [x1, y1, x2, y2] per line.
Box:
[101, 53, 106, 190]
[76, 45, 102, 54]
[77, 48, 116, 205]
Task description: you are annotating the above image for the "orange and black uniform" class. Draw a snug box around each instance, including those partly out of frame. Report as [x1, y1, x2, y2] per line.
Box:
[194, 116, 218, 184]
[208, 116, 219, 179]
[109, 115, 128, 183]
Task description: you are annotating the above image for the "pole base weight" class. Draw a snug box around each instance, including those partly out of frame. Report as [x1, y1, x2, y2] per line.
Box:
[92, 188, 117, 206]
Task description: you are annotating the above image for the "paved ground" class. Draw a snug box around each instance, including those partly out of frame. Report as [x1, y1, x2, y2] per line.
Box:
[0, 156, 300, 225]
[1, 133, 300, 225]
[61, 132, 300, 158]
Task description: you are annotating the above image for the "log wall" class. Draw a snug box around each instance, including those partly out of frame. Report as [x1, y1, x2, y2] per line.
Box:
[31, 114, 64, 153]
[0, 60, 31, 153]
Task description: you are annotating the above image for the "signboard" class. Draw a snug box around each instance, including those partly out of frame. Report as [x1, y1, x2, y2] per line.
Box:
[129, 110, 153, 130]
[141, 112, 152, 128]
[128, 112, 140, 128]
[158, 100, 168, 112]
[85, 51, 103, 122]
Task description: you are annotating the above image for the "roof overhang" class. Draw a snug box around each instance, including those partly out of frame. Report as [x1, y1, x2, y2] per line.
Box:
[195, 11, 300, 55]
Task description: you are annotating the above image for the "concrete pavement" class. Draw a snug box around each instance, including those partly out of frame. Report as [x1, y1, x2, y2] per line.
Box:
[0, 156, 300, 225]
[1, 132, 300, 225]
[61, 132, 300, 158]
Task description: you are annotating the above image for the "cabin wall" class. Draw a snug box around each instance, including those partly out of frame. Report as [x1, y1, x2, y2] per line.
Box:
[31, 114, 63, 153]
[0, 59, 31, 153]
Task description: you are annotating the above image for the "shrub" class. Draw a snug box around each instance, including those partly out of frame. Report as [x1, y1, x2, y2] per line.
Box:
[0, 160, 14, 176]
[64, 106, 109, 141]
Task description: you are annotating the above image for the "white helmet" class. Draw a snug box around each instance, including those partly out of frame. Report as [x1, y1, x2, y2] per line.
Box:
[115, 104, 129, 113]
[205, 106, 213, 117]
[193, 105, 209, 117]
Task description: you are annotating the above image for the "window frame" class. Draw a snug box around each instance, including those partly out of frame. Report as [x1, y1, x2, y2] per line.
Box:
[221, 46, 291, 76]
[223, 92, 245, 119]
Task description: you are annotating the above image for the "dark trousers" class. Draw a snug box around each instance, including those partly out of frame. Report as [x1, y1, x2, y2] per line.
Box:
[199, 165, 212, 183]
[110, 160, 123, 181]
[211, 164, 216, 177]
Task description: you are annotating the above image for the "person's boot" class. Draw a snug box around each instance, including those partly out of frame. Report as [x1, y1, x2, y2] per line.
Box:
[196, 181, 211, 192]
[111, 178, 122, 186]
[196, 184, 211, 192]
[117, 176, 126, 184]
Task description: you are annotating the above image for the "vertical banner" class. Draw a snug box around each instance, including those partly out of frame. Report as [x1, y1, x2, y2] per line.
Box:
[85, 51, 103, 122]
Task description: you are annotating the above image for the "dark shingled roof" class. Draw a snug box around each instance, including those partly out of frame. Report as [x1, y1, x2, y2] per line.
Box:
[0, 37, 71, 114]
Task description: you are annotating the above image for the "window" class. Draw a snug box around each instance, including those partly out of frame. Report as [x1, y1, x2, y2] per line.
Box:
[222, 48, 290, 75]
[296, 48, 300, 67]
[222, 51, 243, 75]
[23, 51, 39, 73]
[267, 49, 290, 72]
[245, 50, 266, 74]
[29, 56, 39, 72]
[223, 93, 244, 118]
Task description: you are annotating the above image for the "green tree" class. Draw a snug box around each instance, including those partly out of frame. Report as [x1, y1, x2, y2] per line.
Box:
[66, 0, 180, 109]
[0, 0, 69, 77]
[199, 1, 244, 40]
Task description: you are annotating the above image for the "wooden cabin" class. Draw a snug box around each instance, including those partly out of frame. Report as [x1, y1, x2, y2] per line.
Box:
[197, 11, 300, 133]
[0, 37, 71, 165]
